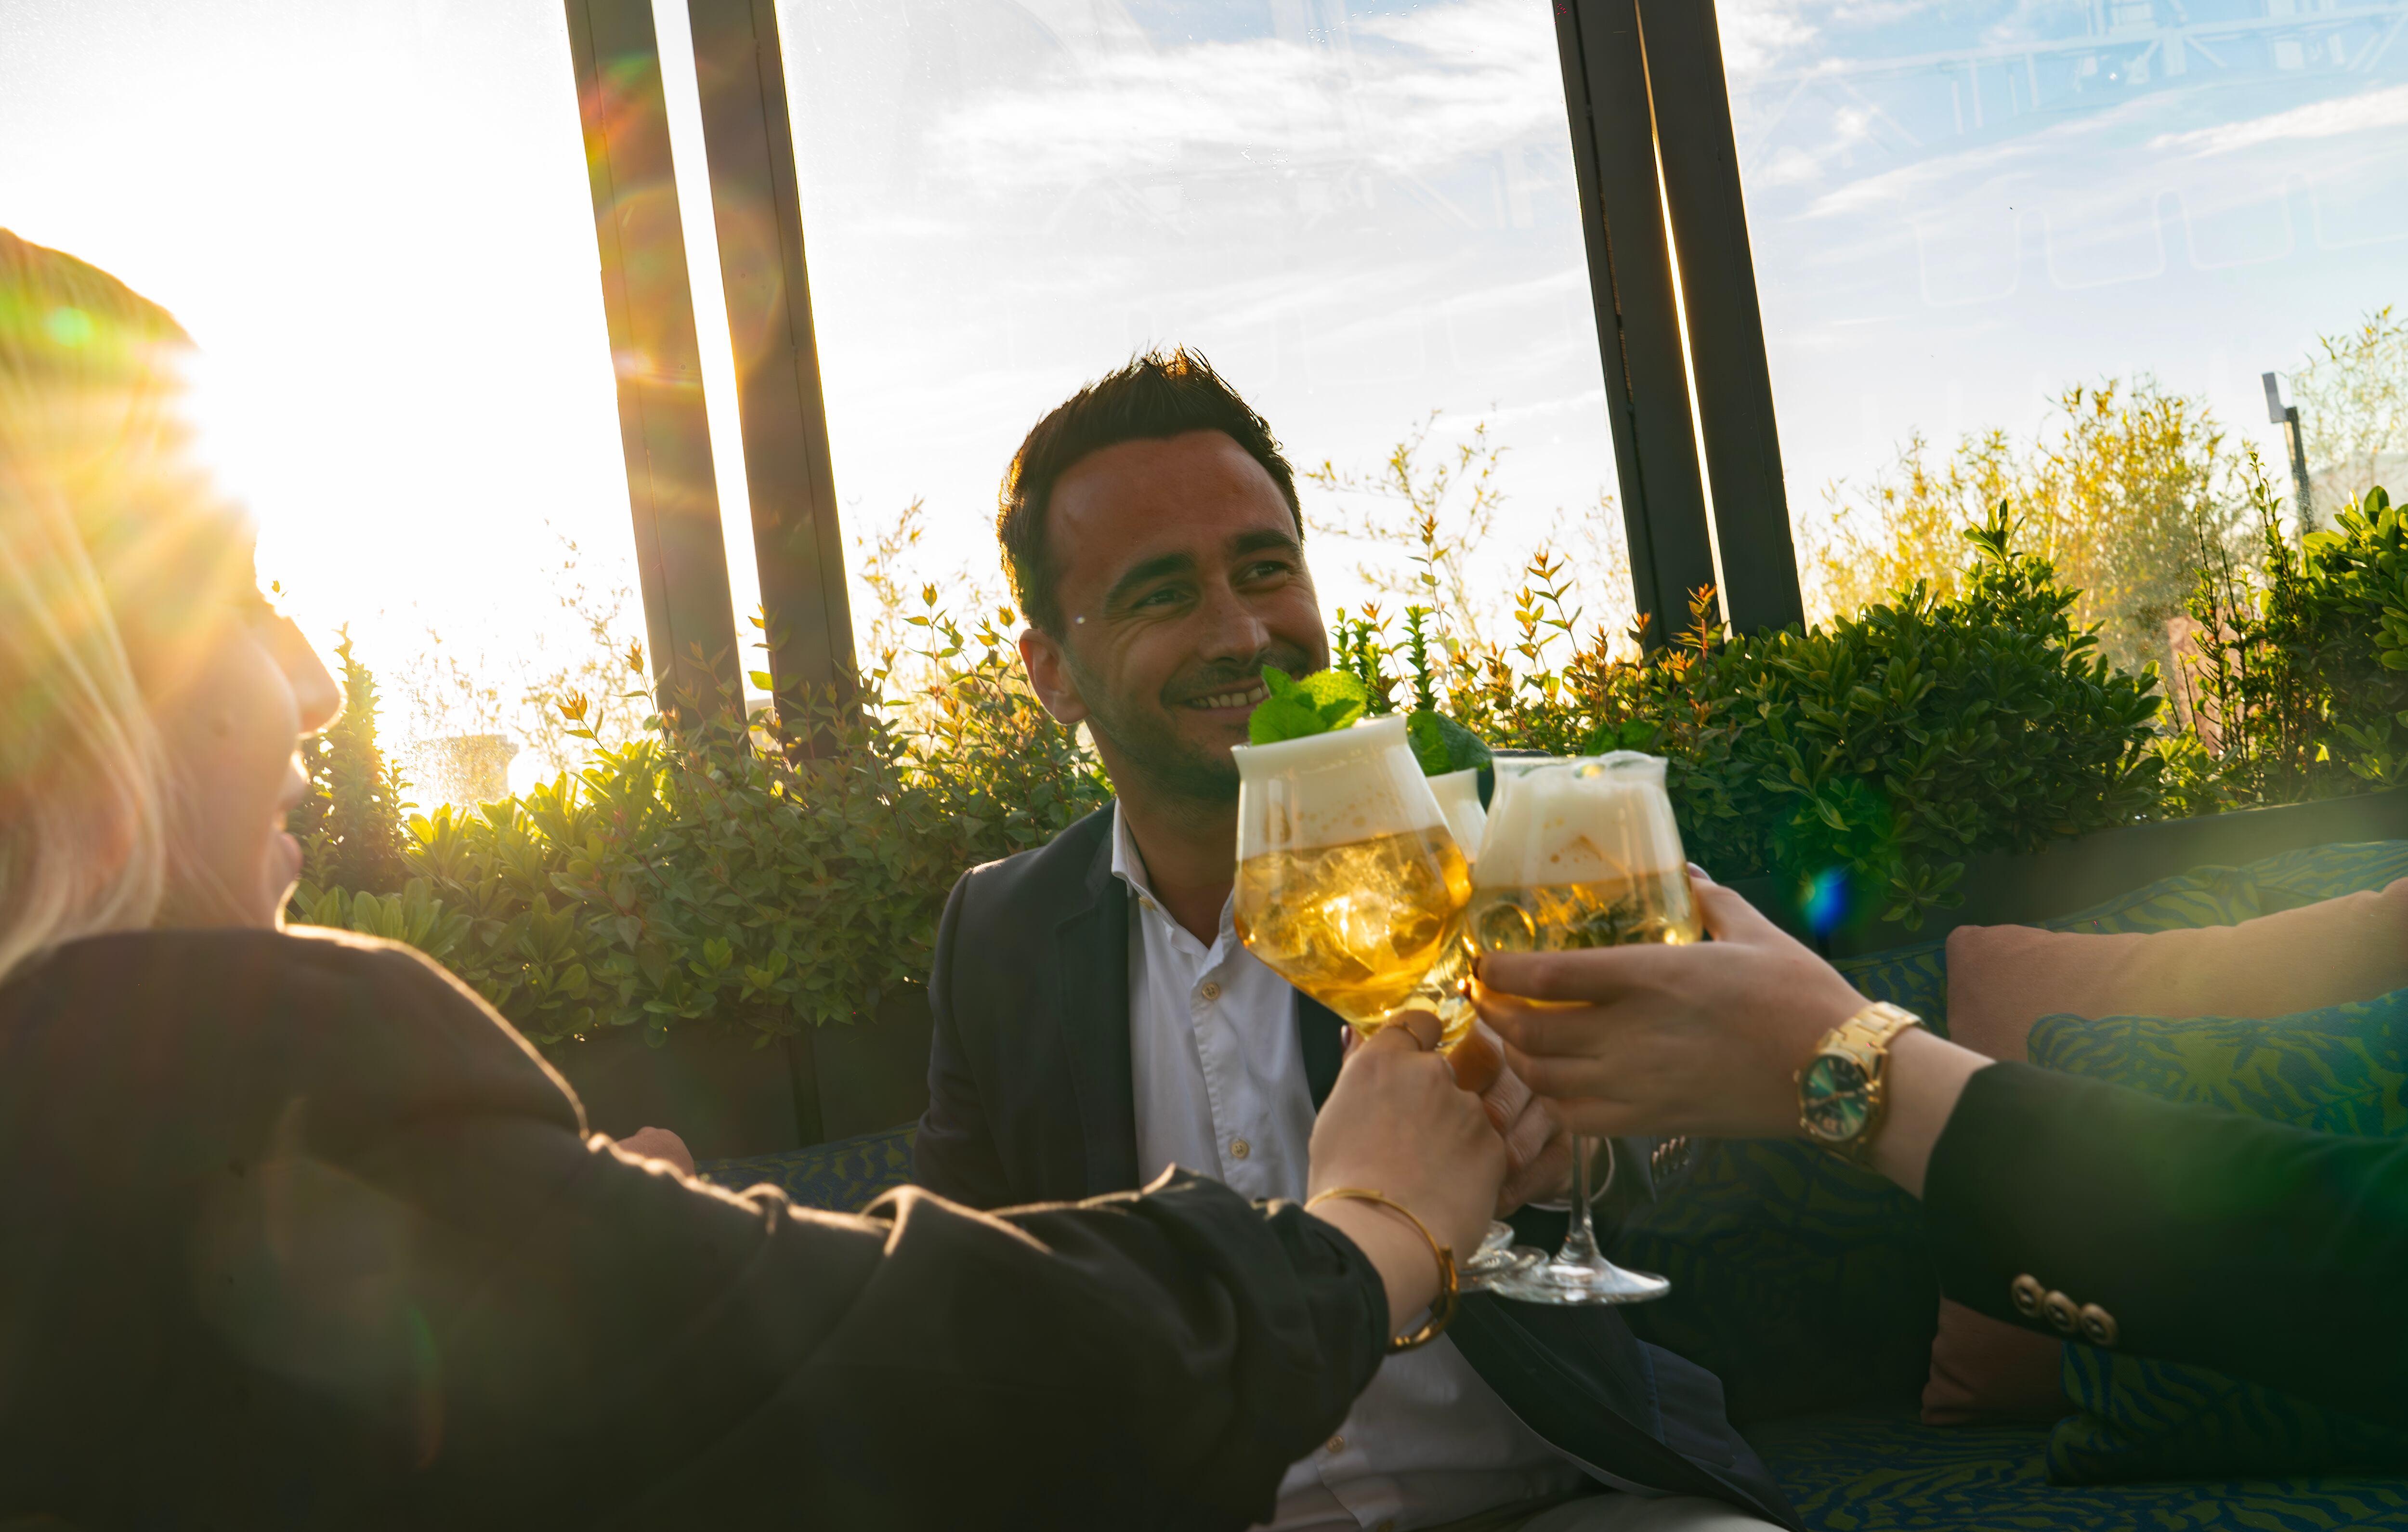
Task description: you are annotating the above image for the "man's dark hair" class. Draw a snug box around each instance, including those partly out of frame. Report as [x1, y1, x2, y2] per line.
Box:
[998, 348, 1302, 636]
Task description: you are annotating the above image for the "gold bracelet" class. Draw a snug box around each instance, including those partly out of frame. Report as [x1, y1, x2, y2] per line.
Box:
[1304, 1187, 1460, 1353]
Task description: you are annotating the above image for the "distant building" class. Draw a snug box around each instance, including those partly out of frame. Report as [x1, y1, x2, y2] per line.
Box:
[412, 733, 520, 809]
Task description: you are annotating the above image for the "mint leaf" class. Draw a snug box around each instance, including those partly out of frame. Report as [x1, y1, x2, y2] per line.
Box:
[1406, 709, 1492, 776]
[1248, 667, 1373, 745]
[1300, 668, 1371, 731]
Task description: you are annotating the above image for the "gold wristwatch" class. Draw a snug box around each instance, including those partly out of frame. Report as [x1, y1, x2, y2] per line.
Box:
[1796, 1001, 1923, 1163]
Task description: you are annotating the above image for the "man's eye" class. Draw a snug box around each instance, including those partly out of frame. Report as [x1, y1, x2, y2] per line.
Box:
[1240, 560, 1294, 583]
[1133, 586, 1185, 609]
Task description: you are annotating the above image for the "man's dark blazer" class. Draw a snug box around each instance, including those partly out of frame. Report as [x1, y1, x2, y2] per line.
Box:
[916, 806, 1800, 1528]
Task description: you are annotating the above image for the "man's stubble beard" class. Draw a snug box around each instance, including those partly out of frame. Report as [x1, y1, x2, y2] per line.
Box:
[1064, 645, 1310, 814]
[1063, 653, 1251, 808]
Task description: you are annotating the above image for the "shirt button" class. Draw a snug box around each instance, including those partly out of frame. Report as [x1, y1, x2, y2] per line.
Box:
[1199, 980, 1221, 1001]
[1230, 1139, 1251, 1160]
[1325, 1434, 1344, 1454]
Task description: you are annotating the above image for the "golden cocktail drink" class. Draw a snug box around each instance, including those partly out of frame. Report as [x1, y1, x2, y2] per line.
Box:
[1235, 825, 1472, 1033]
[1231, 715, 1472, 1042]
[1473, 752, 1693, 1306]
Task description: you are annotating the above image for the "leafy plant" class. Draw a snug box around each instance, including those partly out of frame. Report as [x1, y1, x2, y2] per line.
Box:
[1809, 378, 2246, 680]
[2163, 473, 2408, 810]
[1337, 505, 2164, 931]
[289, 630, 412, 898]
[295, 590, 1110, 1046]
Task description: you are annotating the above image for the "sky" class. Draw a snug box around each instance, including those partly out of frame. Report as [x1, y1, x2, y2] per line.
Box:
[1716, 0, 2408, 522]
[0, 0, 2400, 790]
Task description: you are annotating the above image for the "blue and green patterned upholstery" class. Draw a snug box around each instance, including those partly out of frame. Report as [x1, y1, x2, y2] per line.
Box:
[1627, 841, 2408, 1523]
[1616, 860, 2266, 1420]
[699, 1123, 917, 1212]
[1751, 1407, 2408, 1531]
[2050, 1346, 2408, 1485]
[2029, 991, 2408, 1482]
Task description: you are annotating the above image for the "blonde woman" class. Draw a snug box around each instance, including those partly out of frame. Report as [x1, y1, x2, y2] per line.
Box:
[0, 229, 1508, 1528]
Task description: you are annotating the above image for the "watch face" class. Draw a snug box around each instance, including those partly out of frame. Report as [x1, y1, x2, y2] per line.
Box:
[1800, 1054, 1873, 1142]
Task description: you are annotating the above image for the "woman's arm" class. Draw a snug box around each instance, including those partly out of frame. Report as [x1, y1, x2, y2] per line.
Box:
[343, 939, 1497, 1530]
[309, 934, 1494, 1528]
[1924, 1061, 2408, 1428]
[1470, 875, 2408, 1428]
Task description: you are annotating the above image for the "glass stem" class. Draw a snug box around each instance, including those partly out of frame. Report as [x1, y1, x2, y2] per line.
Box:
[1558, 1133, 1603, 1264]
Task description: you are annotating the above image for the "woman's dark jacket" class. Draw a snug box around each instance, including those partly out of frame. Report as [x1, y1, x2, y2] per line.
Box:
[1925, 1061, 2408, 1427]
[0, 929, 1387, 1529]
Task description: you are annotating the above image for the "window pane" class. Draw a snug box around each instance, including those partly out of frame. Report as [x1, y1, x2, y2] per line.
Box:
[1724, 0, 2408, 625]
[0, 0, 645, 795]
[778, 0, 1631, 659]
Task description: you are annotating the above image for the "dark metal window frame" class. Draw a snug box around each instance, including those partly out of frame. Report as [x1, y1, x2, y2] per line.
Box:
[1557, 0, 1804, 639]
[565, 0, 855, 744]
[571, 0, 1810, 721]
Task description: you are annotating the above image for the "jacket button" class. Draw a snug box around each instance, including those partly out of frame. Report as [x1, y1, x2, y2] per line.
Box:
[1326, 1435, 1345, 1455]
[1230, 1139, 1250, 1160]
[1200, 981, 1222, 1002]
[2042, 1290, 2080, 1335]
[2079, 1303, 2119, 1348]
[2011, 1274, 2045, 1317]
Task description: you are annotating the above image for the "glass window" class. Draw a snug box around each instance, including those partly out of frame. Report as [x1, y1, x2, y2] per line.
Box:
[0, 0, 647, 795]
[1723, 0, 2408, 634]
[776, 0, 1632, 658]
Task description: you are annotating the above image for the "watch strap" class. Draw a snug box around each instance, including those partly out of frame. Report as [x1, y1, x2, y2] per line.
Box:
[1803, 1001, 1923, 1162]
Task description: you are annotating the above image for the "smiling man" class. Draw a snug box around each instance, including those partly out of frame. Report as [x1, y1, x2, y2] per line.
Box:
[912, 351, 1793, 1532]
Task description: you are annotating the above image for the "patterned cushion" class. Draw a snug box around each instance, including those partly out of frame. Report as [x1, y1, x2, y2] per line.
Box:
[2028, 993, 2408, 1482]
[699, 1123, 917, 1211]
[1750, 1406, 2408, 1531]
[1620, 843, 2408, 1427]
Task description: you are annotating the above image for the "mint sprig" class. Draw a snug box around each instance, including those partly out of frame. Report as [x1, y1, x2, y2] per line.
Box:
[1246, 666, 1372, 745]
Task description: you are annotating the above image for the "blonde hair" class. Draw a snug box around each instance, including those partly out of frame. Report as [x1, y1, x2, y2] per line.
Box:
[0, 229, 206, 984]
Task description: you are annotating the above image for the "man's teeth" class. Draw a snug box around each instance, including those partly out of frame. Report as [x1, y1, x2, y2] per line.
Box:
[1192, 685, 1270, 710]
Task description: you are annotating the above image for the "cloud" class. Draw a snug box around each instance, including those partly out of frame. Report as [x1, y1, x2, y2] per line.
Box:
[1717, 0, 1820, 77]
[925, 0, 1562, 195]
[2147, 82, 2408, 157]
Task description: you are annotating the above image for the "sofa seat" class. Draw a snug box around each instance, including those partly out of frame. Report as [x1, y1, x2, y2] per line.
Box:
[1751, 1407, 2408, 1531]
[699, 1122, 917, 1210]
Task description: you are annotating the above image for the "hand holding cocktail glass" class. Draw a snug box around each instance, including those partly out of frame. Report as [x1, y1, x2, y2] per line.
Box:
[1231, 720, 1707, 1302]
[1230, 716, 1534, 1290]
[1458, 752, 1696, 1304]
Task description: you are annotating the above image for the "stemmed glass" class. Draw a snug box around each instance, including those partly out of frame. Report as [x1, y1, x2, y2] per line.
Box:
[1230, 717, 1530, 1291]
[1467, 753, 1697, 1305]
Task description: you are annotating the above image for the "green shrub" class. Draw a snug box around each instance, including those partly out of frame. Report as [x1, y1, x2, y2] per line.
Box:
[289, 631, 412, 897]
[294, 596, 1107, 1045]
[299, 479, 2408, 1038]
[2165, 478, 2408, 811]
[1347, 505, 2164, 931]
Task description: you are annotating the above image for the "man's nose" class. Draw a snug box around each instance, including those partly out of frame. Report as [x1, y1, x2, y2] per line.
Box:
[1194, 578, 1274, 664]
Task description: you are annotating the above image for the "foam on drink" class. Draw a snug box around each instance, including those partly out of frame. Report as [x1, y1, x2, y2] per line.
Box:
[1231, 716, 1473, 1031]
[1468, 753, 1698, 953]
[1231, 715, 1445, 857]
[1473, 751, 1685, 889]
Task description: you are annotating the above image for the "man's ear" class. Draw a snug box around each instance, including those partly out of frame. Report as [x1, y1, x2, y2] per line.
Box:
[1018, 627, 1090, 727]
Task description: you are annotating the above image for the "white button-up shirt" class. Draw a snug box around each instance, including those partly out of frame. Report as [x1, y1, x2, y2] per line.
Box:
[1112, 806, 1590, 1532]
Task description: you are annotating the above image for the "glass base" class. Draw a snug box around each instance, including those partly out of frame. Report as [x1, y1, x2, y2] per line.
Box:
[1458, 1220, 1541, 1293]
[1489, 1252, 1670, 1306]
